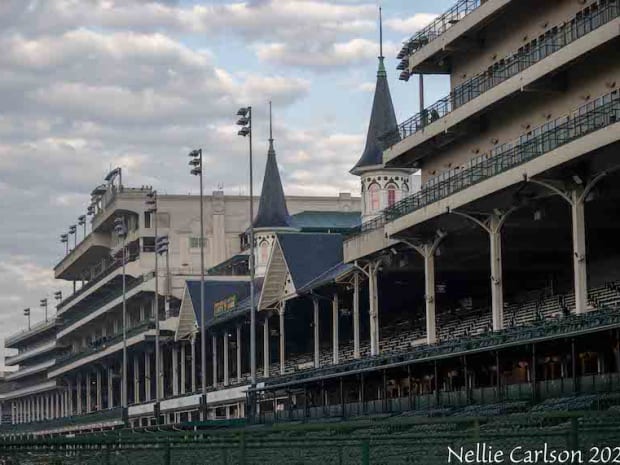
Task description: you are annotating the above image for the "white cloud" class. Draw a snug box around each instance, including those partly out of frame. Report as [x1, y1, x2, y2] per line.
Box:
[385, 13, 438, 34]
[255, 38, 398, 69]
[357, 81, 376, 92]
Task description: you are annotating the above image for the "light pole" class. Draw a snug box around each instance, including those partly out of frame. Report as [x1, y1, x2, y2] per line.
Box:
[78, 215, 87, 239]
[145, 190, 161, 401]
[157, 236, 170, 317]
[54, 291, 62, 313]
[40, 298, 48, 323]
[189, 148, 206, 394]
[23, 308, 31, 331]
[236, 106, 256, 385]
[113, 216, 128, 410]
[69, 225, 77, 249]
[60, 234, 69, 255]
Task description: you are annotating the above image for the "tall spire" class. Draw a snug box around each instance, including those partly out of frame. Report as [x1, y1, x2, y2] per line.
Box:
[378, 6, 386, 78]
[350, 7, 399, 175]
[253, 102, 291, 229]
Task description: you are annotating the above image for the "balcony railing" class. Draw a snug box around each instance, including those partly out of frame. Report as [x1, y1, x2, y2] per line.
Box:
[389, 1, 619, 142]
[4, 319, 56, 348]
[398, 0, 481, 61]
[350, 92, 620, 237]
[57, 253, 138, 311]
[261, 304, 620, 388]
[55, 320, 156, 370]
[59, 271, 151, 331]
[0, 407, 124, 433]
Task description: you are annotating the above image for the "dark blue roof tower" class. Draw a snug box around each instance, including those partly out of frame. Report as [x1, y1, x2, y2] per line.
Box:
[350, 7, 399, 175]
[253, 102, 291, 228]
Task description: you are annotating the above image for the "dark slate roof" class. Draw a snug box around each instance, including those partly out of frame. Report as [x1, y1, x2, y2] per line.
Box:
[253, 136, 290, 229]
[186, 280, 251, 328]
[207, 278, 264, 328]
[276, 232, 343, 290]
[297, 262, 354, 294]
[289, 211, 361, 232]
[350, 56, 400, 175]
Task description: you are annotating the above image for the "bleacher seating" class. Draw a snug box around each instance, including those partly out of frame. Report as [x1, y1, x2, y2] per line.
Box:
[271, 283, 620, 380]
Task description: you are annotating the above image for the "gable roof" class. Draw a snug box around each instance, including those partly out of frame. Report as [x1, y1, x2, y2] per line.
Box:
[350, 55, 400, 175]
[276, 232, 344, 290]
[207, 278, 264, 328]
[185, 279, 251, 329]
[297, 262, 355, 294]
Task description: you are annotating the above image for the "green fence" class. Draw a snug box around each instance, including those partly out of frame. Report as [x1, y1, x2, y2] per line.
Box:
[3, 410, 620, 465]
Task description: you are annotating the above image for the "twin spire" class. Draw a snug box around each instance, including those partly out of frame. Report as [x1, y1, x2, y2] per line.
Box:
[350, 6, 398, 175]
[254, 7, 396, 223]
[253, 101, 291, 229]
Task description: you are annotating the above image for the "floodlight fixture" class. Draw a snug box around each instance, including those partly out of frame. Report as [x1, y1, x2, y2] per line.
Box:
[113, 217, 127, 238]
[156, 235, 169, 255]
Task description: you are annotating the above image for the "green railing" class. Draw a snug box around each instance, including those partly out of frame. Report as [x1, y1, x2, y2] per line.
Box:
[60, 272, 151, 330]
[0, 408, 124, 435]
[259, 304, 620, 388]
[398, 0, 481, 60]
[3, 410, 620, 465]
[391, 1, 619, 141]
[55, 320, 156, 370]
[350, 93, 620, 237]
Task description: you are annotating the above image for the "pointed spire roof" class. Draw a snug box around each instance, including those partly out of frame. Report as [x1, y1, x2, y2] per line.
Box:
[253, 102, 291, 229]
[350, 7, 400, 176]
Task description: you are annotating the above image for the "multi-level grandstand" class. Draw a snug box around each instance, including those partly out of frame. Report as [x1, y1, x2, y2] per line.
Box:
[1, 0, 620, 462]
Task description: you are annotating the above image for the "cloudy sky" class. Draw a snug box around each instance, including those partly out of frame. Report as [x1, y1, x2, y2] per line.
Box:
[0, 0, 453, 353]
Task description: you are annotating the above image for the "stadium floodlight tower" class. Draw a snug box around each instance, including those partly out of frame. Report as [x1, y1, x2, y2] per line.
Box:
[145, 189, 163, 401]
[60, 233, 69, 255]
[68, 224, 77, 249]
[23, 308, 31, 330]
[78, 215, 87, 239]
[188, 148, 206, 395]
[236, 105, 257, 385]
[54, 291, 62, 311]
[40, 298, 48, 322]
[113, 216, 129, 410]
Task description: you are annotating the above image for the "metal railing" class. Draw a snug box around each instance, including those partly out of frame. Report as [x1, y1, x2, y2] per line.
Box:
[400, 0, 481, 59]
[349, 93, 620, 238]
[4, 318, 56, 348]
[390, 1, 619, 142]
[259, 303, 620, 388]
[55, 320, 156, 370]
[59, 271, 151, 331]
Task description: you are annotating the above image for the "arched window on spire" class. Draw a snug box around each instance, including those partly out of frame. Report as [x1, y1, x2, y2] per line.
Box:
[368, 183, 380, 212]
[386, 183, 398, 207]
[259, 240, 270, 265]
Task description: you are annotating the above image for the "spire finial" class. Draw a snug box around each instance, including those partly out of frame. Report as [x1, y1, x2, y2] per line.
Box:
[379, 6, 383, 59]
[377, 6, 386, 77]
[269, 100, 273, 142]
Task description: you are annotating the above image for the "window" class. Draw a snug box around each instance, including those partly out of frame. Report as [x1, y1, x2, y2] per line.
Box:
[260, 241, 270, 264]
[189, 237, 207, 249]
[144, 212, 151, 229]
[387, 184, 398, 207]
[143, 236, 155, 252]
[368, 183, 380, 211]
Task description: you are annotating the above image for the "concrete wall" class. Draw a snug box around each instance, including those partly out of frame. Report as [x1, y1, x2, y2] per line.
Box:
[421, 45, 619, 183]
[451, 0, 590, 89]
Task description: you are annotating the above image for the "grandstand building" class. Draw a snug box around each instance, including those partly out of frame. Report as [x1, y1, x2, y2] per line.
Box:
[1, 135, 361, 429]
[2, 0, 620, 437]
[249, 0, 620, 422]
